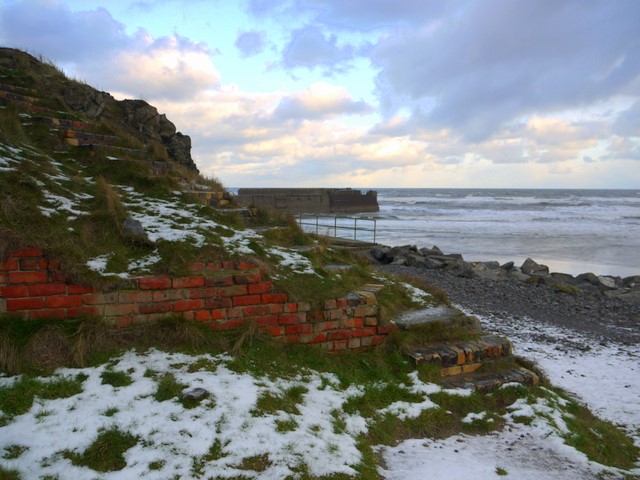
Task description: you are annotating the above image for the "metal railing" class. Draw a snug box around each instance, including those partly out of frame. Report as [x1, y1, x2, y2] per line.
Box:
[297, 214, 377, 243]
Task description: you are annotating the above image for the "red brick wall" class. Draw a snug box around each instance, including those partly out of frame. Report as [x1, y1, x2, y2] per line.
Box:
[0, 248, 395, 351]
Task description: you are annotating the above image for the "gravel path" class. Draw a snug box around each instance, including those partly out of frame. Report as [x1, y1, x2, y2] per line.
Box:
[375, 263, 640, 345]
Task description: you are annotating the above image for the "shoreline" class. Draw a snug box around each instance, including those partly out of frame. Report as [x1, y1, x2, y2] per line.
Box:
[370, 244, 640, 345]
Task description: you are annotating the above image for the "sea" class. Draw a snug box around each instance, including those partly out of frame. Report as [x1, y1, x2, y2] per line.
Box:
[366, 189, 640, 278]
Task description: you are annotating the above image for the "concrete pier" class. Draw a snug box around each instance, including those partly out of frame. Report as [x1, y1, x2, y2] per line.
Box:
[235, 188, 379, 214]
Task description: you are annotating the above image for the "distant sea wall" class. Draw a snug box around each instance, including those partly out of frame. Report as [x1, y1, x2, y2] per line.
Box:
[235, 188, 379, 214]
[0, 248, 394, 351]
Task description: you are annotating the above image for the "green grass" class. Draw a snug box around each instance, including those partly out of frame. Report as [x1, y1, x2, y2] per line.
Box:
[154, 373, 186, 402]
[100, 370, 133, 388]
[0, 465, 21, 480]
[0, 374, 85, 417]
[65, 428, 138, 472]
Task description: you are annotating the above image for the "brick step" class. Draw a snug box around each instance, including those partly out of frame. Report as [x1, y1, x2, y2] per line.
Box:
[441, 366, 539, 392]
[4, 96, 79, 120]
[0, 89, 45, 107]
[75, 143, 150, 159]
[186, 190, 231, 207]
[0, 82, 38, 96]
[408, 334, 512, 376]
[30, 116, 94, 131]
[63, 130, 119, 146]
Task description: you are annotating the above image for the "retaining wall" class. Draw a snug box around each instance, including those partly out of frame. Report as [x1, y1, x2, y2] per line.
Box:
[0, 248, 396, 351]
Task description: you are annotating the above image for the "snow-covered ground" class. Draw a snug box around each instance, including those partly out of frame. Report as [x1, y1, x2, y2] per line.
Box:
[2, 312, 638, 479]
[380, 308, 640, 480]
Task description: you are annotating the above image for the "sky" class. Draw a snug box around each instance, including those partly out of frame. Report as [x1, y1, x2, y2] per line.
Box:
[0, 0, 639, 188]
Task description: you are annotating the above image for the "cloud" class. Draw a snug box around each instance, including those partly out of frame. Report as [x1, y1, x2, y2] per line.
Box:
[613, 101, 640, 137]
[0, 0, 219, 101]
[370, 0, 640, 140]
[0, 0, 127, 61]
[235, 30, 266, 57]
[282, 25, 355, 72]
[273, 82, 373, 120]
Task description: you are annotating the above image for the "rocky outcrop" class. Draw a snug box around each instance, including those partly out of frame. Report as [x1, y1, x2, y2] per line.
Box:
[0, 47, 198, 172]
[371, 244, 640, 304]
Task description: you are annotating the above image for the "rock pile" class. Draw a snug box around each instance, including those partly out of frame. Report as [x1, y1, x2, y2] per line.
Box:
[371, 245, 640, 304]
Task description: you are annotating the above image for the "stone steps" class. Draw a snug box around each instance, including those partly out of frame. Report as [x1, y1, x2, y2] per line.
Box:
[397, 305, 538, 391]
[441, 367, 539, 393]
[408, 334, 513, 377]
[63, 130, 120, 146]
[75, 143, 150, 159]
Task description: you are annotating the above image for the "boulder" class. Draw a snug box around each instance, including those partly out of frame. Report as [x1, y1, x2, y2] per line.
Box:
[419, 245, 444, 256]
[623, 275, 640, 288]
[508, 270, 531, 283]
[370, 246, 389, 263]
[123, 218, 145, 237]
[182, 387, 210, 401]
[500, 261, 515, 271]
[521, 258, 549, 275]
[551, 272, 577, 285]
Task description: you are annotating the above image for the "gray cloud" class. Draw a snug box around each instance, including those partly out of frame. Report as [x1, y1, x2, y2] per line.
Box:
[0, 0, 127, 62]
[235, 30, 266, 57]
[613, 101, 640, 137]
[370, 0, 640, 141]
[273, 94, 372, 120]
[282, 25, 355, 71]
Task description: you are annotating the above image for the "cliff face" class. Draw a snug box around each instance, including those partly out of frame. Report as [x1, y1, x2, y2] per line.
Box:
[0, 48, 198, 172]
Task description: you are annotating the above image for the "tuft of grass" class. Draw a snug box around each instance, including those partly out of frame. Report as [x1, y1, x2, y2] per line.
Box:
[562, 398, 639, 470]
[100, 370, 132, 388]
[65, 428, 137, 472]
[0, 374, 85, 417]
[154, 373, 186, 402]
[253, 385, 308, 417]
[2, 445, 28, 460]
[0, 465, 22, 480]
[496, 466, 508, 476]
[238, 454, 271, 472]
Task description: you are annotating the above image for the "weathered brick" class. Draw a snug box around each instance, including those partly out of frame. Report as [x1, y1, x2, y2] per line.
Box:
[139, 302, 172, 314]
[283, 303, 298, 313]
[118, 291, 153, 303]
[324, 299, 337, 309]
[260, 326, 284, 337]
[248, 281, 272, 294]
[283, 335, 300, 344]
[267, 304, 284, 314]
[173, 299, 203, 312]
[7, 297, 44, 311]
[360, 336, 373, 347]
[285, 323, 313, 335]
[38, 259, 48, 270]
[82, 292, 116, 305]
[371, 335, 386, 346]
[364, 316, 379, 326]
[67, 284, 94, 295]
[0, 258, 19, 272]
[211, 309, 227, 320]
[314, 321, 339, 333]
[0, 273, 6, 285]
[29, 308, 66, 320]
[67, 306, 99, 318]
[216, 319, 245, 331]
[297, 302, 311, 312]
[48, 271, 67, 283]
[354, 305, 376, 317]
[205, 275, 234, 287]
[226, 307, 243, 319]
[173, 276, 205, 289]
[189, 261, 206, 272]
[138, 276, 171, 289]
[205, 261, 223, 271]
[254, 315, 279, 327]
[325, 308, 347, 321]
[308, 332, 327, 343]
[309, 310, 324, 322]
[348, 338, 362, 349]
[1, 285, 29, 297]
[115, 316, 132, 328]
[327, 330, 353, 341]
[222, 261, 236, 270]
[241, 305, 272, 317]
[352, 327, 378, 338]
[182, 311, 196, 321]
[152, 290, 185, 302]
[232, 295, 261, 307]
[19, 258, 40, 271]
[45, 295, 82, 308]
[236, 261, 258, 271]
[195, 310, 211, 322]
[218, 285, 248, 297]
[10, 248, 43, 258]
[340, 317, 364, 329]
[9, 271, 47, 284]
[47, 259, 61, 270]
[234, 273, 262, 285]
[334, 340, 349, 351]
[261, 293, 287, 304]
[189, 287, 218, 299]
[278, 313, 305, 325]
[336, 298, 349, 308]
[103, 303, 138, 316]
[204, 298, 232, 309]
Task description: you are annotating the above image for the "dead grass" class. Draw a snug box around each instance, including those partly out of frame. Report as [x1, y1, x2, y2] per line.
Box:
[24, 325, 74, 371]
